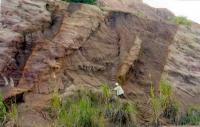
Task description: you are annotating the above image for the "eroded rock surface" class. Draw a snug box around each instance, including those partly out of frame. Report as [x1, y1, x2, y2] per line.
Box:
[164, 26, 200, 109]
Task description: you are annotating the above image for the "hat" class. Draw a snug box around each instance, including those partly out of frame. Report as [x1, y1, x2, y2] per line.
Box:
[115, 82, 119, 86]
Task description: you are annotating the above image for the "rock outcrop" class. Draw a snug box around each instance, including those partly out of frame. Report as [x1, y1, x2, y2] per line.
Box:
[0, 0, 199, 126]
[164, 26, 200, 109]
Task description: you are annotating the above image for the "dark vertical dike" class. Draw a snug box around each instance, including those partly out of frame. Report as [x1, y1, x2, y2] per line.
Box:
[0, 31, 38, 88]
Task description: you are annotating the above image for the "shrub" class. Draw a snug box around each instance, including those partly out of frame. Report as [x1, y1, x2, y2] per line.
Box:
[54, 87, 137, 127]
[150, 80, 179, 126]
[179, 106, 200, 125]
[172, 16, 192, 27]
[163, 102, 179, 124]
[0, 94, 6, 123]
[63, 0, 96, 4]
[57, 94, 104, 127]
[105, 100, 137, 127]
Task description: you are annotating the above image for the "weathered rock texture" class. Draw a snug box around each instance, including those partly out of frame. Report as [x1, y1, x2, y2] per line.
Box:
[0, 0, 199, 126]
[164, 26, 200, 108]
[98, 0, 200, 111]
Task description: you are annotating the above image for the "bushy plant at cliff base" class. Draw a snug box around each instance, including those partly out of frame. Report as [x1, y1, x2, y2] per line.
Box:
[150, 80, 179, 126]
[63, 0, 96, 4]
[179, 106, 200, 125]
[50, 84, 137, 127]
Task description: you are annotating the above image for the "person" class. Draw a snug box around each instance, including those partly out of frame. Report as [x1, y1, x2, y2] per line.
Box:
[114, 82, 125, 98]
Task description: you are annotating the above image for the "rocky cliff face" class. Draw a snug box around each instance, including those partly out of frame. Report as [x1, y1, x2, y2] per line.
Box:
[164, 26, 200, 108]
[98, 0, 200, 110]
[0, 0, 199, 126]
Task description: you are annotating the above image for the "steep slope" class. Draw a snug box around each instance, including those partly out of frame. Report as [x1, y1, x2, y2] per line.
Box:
[164, 26, 200, 109]
[99, 0, 200, 113]
[0, 0, 177, 99]
[98, 0, 174, 21]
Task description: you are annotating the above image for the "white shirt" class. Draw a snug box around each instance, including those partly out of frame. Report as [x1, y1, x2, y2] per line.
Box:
[114, 86, 124, 96]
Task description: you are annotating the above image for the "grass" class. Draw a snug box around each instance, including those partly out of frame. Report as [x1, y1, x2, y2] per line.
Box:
[179, 105, 200, 125]
[150, 80, 179, 126]
[105, 100, 137, 127]
[150, 86, 163, 126]
[8, 101, 18, 125]
[0, 94, 19, 126]
[57, 91, 105, 127]
[101, 83, 111, 103]
[63, 0, 96, 5]
[0, 94, 7, 123]
[51, 83, 137, 127]
[51, 91, 61, 113]
[172, 16, 192, 27]
[163, 101, 179, 124]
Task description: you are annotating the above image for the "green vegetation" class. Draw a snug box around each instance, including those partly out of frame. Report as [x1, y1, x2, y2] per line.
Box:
[150, 86, 163, 126]
[59, 95, 104, 127]
[163, 101, 179, 124]
[105, 100, 137, 127]
[51, 84, 137, 127]
[150, 80, 179, 126]
[0, 94, 6, 123]
[0, 94, 19, 126]
[101, 83, 111, 103]
[63, 0, 96, 5]
[172, 16, 192, 27]
[179, 106, 200, 125]
[136, 12, 144, 17]
[51, 91, 61, 113]
[8, 101, 18, 124]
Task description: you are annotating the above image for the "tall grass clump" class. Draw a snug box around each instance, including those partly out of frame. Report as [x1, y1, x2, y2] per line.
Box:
[57, 92, 104, 127]
[63, 0, 96, 5]
[172, 16, 192, 27]
[105, 100, 137, 127]
[101, 83, 111, 103]
[100, 83, 137, 126]
[150, 80, 179, 126]
[179, 106, 200, 125]
[8, 101, 18, 125]
[0, 94, 7, 123]
[150, 86, 162, 126]
[53, 84, 138, 127]
[51, 91, 61, 113]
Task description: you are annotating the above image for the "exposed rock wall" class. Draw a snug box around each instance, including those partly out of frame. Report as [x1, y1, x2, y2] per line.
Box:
[98, 0, 200, 114]
[164, 26, 200, 108]
[0, 0, 177, 99]
[98, 0, 174, 21]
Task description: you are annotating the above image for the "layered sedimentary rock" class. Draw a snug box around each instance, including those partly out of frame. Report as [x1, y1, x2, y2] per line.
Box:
[164, 26, 200, 108]
[0, 0, 177, 98]
[98, 0, 200, 113]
